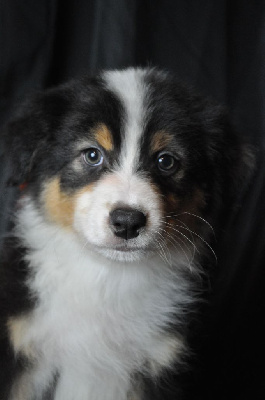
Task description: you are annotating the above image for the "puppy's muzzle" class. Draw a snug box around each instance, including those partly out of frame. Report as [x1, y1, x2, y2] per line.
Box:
[109, 207, 147, 240]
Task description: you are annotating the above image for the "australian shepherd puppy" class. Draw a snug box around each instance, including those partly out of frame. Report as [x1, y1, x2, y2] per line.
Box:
[0, 68, 252, 400]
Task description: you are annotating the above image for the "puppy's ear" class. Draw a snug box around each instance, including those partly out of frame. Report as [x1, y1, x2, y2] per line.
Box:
[201, 102, 256, 201]
[229, 140, 256, 197]
[2, 86, 71, 187]
[3, 105, 48, 187]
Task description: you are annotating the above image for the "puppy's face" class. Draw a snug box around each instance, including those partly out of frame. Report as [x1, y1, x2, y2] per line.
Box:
[5, 69, 251, 263]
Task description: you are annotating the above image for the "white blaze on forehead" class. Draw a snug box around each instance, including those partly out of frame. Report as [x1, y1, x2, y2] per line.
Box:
[103, 68, 147, 174]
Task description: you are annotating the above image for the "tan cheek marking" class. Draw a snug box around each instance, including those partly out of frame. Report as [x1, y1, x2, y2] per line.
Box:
[151, 131, 173, 153]
[94, 123, 114, 151]
[164, 188, 206, 239]
[7, 315, 35, 360]
[43, 178, 94, 228]
[182, 188, 206, 221]
[43, 178, 76, 228]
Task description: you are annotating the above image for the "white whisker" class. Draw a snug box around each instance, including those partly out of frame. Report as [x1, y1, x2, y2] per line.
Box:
[155, 231, 172, 267]
[162, 222, 200, 255]
[165, 211, 215, 238]
[163, 220, 217, 263]
[153, 236, 171, 266]
[157, 226, 194, 267]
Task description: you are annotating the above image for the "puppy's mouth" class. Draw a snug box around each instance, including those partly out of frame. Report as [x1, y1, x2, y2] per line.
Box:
[112, 242, 145, 251]
[112, 247, 140, 253]
[94, 242, 152, 262]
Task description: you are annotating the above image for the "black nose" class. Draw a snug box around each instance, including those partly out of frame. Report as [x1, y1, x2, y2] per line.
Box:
[109, 208, 147, 240]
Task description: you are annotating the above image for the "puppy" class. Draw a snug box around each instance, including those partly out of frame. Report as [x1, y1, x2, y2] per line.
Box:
[0, 68, 252, 400]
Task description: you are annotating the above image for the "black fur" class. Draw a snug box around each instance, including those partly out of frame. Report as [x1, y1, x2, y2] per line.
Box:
[4, 77, 123, 192]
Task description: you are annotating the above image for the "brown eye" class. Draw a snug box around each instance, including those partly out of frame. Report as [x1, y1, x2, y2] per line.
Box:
[83, 148, 103, 166]
[157, 152, 180, 174]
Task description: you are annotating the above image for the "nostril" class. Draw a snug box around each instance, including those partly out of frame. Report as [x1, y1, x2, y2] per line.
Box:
[130, 213, 147, 231]
[109, 208, 147, 240]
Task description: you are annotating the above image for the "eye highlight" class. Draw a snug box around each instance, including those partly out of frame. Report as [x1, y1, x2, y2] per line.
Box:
[157, 152, 180, 174]
[83, 148, 104, 166]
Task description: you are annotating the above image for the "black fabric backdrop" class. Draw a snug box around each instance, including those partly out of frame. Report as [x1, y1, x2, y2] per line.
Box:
[0, 1, 265, 399]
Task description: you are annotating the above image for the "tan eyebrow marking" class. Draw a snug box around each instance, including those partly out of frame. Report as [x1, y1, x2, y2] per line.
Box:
[93, 123, 114, 151]
[151, 131, 173, 153]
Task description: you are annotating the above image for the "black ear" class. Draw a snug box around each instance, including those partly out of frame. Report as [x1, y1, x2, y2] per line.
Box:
[229, 140, 256, 197]
[2, 106, 48, 187]
[201, 102, 256, 202]
[2, 86, 72, 187]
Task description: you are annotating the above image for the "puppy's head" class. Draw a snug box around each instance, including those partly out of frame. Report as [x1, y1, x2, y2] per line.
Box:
[4, 68, 253, 263]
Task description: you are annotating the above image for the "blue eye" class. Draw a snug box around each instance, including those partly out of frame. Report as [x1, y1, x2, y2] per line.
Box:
[157, 152, 180, 174]
[83, 148, 103, 166]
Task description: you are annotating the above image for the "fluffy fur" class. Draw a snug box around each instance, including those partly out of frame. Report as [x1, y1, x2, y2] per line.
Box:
[0, 68, 252, 400]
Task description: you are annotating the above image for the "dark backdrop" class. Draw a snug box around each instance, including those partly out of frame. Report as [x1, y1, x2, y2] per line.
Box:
[1, 1, 265, 399]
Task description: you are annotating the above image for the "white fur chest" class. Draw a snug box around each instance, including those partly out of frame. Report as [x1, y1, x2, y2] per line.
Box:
[10, 203, 190, 400]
